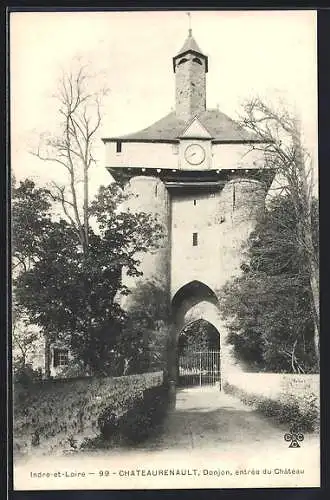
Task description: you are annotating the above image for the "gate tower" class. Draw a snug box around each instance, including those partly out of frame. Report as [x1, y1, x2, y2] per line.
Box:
[102, 29, 274, 383]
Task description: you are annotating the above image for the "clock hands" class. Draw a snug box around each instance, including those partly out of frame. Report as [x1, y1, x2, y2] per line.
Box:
[184, 144, 205, 164]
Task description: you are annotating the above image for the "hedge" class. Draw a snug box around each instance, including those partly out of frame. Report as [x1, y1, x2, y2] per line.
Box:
[223, 374, 319, 433]
[13, 372, 164, 456]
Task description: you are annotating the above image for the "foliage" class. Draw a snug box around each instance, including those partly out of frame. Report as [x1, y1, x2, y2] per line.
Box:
[52, 359, 88, 379]
[14, 364, 43, 386]
[239, 98, 319, 364]
[13, 181, 163, 375]
[118, 281, 171, 374]
[12, 283, 45, 375]
[178, 319, 219, 356]
[15, 61, 167, 378]
[13, 372, 163, 456]
[12, 178, 53, 274]
[12, 315, 42, 371]
[223, 379, 319, 433]
[218, 194, 318, 373]
[98, 385, 170, 445]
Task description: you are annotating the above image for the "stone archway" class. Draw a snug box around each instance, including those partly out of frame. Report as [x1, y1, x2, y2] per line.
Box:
[167, 279, 242, 386]
[169, 280, 223, 385]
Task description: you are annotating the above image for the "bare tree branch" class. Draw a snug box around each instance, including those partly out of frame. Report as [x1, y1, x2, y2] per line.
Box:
[239, 97, 319, 366]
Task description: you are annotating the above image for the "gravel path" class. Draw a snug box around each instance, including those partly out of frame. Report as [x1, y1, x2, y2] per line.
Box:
[13, 387, 320, 490]
[134, 387, 294, 452]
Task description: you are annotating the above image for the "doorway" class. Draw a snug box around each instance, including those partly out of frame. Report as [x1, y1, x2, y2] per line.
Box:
[178, 319, 221, 388]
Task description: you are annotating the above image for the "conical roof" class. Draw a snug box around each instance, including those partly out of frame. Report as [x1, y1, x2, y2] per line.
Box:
[176, 29, 204, 57]
[173, 29, 208, 72]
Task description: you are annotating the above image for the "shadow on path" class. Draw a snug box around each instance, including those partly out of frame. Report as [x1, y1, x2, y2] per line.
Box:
[129, 387, 292, 453]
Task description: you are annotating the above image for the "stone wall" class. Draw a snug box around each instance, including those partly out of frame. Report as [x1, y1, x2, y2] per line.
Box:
[120, 175, 171, 311]
[171, 178, 266, 297]
[175, 55, 207, 121]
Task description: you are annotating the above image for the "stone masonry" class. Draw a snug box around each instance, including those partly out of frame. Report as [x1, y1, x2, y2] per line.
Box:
[102, 29, 274, 384]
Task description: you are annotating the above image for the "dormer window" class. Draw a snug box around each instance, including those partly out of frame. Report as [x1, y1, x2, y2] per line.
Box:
[116, 141, 122, 153]
[193, 57, 202, 65]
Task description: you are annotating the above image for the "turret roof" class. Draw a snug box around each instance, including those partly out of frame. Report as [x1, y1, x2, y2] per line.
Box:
[102, 109, 261, 143]
[176, 30, 204, 57]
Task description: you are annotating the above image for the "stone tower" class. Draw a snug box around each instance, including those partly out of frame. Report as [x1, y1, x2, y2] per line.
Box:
[173, 29, 208, 121]
[102, 30, 274, 383]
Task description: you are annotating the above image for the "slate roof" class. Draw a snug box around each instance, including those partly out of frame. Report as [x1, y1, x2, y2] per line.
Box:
[176, 32, 204, 57]
[102, 109, 261, 143]
[172, 31, 208, 72]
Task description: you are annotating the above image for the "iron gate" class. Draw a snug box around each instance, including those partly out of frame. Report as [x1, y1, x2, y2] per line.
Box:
[178, 350, 221, 387]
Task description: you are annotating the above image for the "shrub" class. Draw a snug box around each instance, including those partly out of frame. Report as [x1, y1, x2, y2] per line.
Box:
[13, 372, 163, 456]
[223, 378, 319, 433]
[97, 385, 170, 445]
[14, 364, 42, 386]
[121, 386, 170, 443]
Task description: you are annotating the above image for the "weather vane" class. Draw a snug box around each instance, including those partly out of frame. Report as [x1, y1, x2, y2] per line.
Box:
[186, 12, 192, 35]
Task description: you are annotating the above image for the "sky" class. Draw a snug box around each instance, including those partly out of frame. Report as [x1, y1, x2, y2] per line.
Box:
[10, 10, 318, 197]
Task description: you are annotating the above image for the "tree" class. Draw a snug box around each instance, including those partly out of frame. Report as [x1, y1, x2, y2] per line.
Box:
[12, 305, 40, 371]
[31, 59, 108, 255]
[28, 60, 110, 376]
[12, 178, 54, 377]
[239, 98, 319, 365]
[12, 178, 52, 274]
[14, 183, 163, 376]
[117, 281, 171, 375]
[16, 60, 166, 377]
[218, 194, 318, 373]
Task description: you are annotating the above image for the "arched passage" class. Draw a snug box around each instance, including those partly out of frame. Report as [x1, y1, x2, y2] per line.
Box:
[177, 319, 221, 387]
[178, 319, 220, 354]
[169, 281, 222, 388]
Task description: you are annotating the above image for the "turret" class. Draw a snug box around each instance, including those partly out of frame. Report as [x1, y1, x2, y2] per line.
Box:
[173, 29, 208, 122]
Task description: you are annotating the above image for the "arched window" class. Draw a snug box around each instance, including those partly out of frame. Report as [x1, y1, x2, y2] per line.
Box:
[178, 58, 188, 66]
[193, 57, 202, 65]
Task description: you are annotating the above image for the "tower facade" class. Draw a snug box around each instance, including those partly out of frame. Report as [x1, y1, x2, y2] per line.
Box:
[173, 29, 208, 121]
[102, 30, 274, 382]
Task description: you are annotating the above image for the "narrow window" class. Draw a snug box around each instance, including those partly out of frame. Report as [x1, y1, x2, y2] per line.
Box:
[232, 184, 236, 210]
[193, 199, 197, 206]
[172, 143, 179, 155]
[53, 348, 69, 368]
[155, 183, 158, 197]
[193, 232, 198, 246]
[116, 141, 122, 153]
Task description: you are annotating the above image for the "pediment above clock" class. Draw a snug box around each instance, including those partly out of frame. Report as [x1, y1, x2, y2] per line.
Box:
[180, 117, 212, 139]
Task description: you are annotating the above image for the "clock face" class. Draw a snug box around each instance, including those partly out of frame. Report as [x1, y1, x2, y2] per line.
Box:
[184, 143, 206, 165]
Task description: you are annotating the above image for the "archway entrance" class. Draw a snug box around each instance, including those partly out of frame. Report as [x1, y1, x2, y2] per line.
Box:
[170, 281, 222, 389]
[177, 319, 221, 387]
